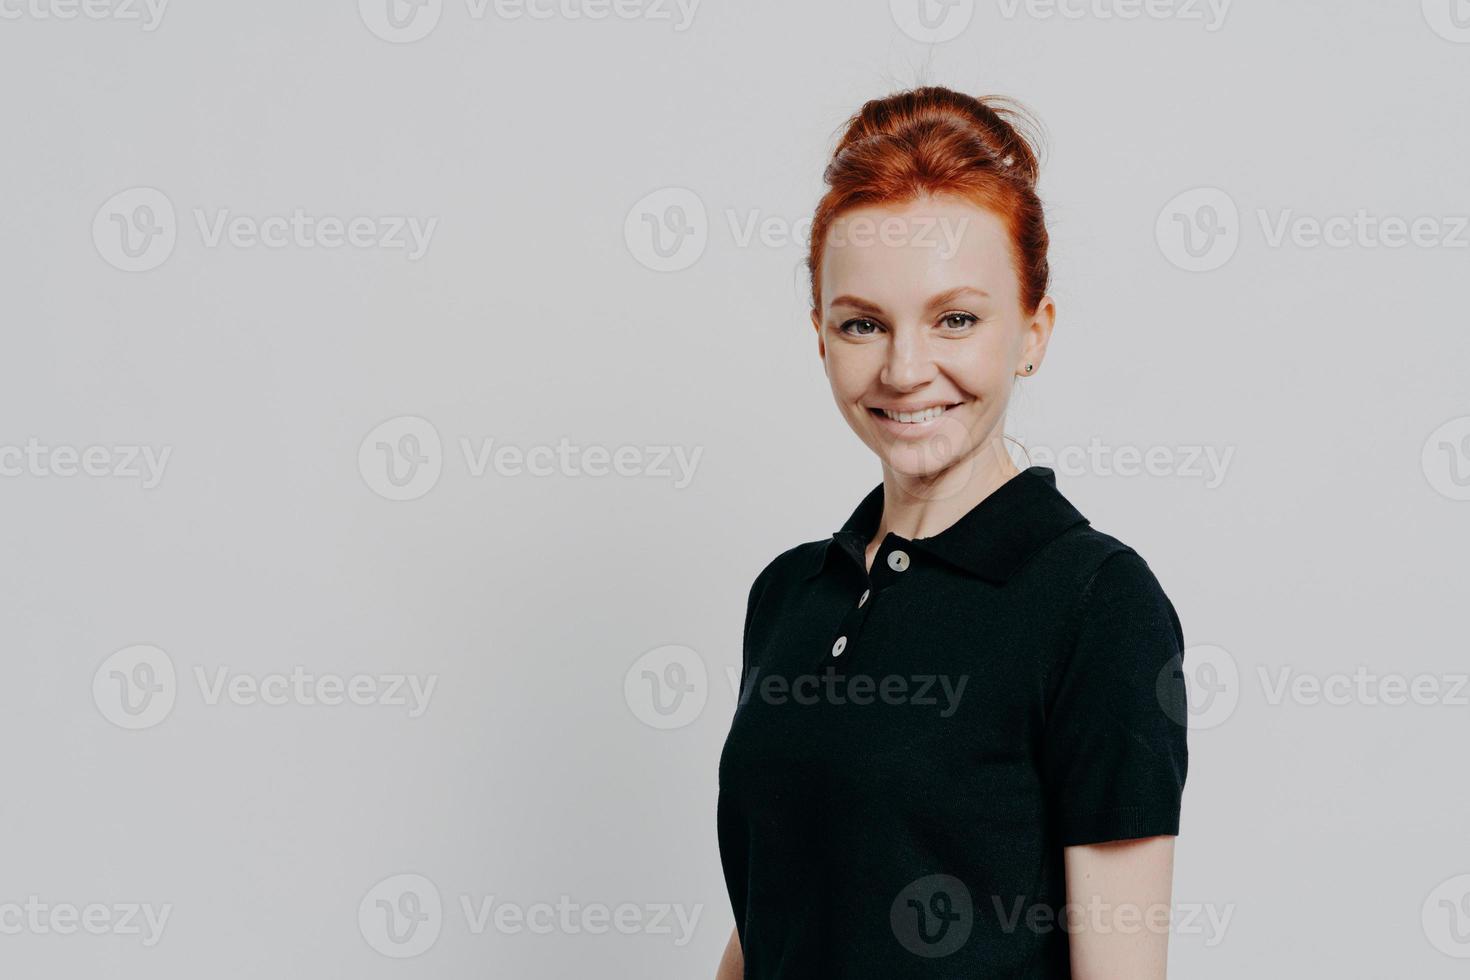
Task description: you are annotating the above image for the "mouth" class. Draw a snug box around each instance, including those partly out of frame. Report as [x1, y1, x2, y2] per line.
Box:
[866, 401, 963, 425]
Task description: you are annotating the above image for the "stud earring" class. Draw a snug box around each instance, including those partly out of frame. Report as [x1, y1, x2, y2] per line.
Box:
[1023, 363, 1033, 374]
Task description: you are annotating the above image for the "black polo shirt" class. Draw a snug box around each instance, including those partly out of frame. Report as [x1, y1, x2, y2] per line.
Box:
[716, 465, 1188, 978]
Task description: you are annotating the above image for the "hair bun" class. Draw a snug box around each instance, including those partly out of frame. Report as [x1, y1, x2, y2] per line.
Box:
[829, 87, 1045, 189]
[807, 85, 1052, 314]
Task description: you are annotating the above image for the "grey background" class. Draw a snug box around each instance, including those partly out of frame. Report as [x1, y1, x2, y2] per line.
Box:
[3, 0, 1469, 976]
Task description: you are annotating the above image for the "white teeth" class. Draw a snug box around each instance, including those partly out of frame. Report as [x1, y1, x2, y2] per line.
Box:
[880, 405, 951, 423]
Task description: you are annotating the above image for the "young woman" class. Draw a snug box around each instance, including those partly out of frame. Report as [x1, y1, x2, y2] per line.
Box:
[715, 87, 1190, 979]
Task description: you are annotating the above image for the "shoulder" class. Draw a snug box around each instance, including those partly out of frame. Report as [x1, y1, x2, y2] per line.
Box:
[1047, 525, 1184, 673]
[1045, 521, 1137, 578]
[740, 538, 828, 647]
[1038, 522, 1170, 600]
[740, 536, 830, 631]
[1030, 521, 1182, 645]
[746, 538, 827, 601]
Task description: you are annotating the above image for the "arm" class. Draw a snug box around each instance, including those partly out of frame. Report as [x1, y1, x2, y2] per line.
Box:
[715, 925, 743, 980]
[1046, 550, 1189, 977]
[1063, 835, 1176, 980]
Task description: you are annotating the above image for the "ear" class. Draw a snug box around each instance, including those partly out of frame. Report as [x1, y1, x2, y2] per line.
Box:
[810, 307, 826, 363]
[1018, 295, 1056, 376]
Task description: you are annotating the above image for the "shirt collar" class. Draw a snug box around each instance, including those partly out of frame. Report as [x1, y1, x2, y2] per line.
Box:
[804, 466, 1090, 585]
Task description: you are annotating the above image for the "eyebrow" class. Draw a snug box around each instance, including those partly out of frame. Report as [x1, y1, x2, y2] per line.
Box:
[827, 286, 990, 315]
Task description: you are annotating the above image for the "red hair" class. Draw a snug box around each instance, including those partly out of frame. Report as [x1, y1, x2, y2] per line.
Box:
[806, 86, 1051, 315]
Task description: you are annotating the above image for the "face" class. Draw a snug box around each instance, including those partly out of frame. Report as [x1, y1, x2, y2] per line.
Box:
[811, 193, 1055, 489]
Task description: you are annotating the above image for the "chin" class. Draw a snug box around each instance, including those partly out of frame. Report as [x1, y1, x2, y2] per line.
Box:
[878, 436, 978, 482]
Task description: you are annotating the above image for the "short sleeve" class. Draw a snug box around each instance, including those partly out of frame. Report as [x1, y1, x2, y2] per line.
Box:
[1043, 548, 1189, 846]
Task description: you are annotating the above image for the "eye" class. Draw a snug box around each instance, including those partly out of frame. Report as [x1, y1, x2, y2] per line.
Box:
[838, 317, 883, 337]
[939, 312, 978, 331]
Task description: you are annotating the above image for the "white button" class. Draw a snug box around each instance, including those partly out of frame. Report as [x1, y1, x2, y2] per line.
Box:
[858, 589, 870, 608]
[831, 635, 847, 657]
[887, 549, 910, 572]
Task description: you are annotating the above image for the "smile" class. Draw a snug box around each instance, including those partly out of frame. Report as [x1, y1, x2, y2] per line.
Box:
[867, 403, 961, 424]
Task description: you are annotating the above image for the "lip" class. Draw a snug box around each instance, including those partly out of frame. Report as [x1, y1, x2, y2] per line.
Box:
[865, 401, 965, 439]
[868, 402, 960, 413]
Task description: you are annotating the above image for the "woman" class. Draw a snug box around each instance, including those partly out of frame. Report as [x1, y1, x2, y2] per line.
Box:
[715, 87, 1190, 979]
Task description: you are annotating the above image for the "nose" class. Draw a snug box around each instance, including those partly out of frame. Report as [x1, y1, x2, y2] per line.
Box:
[879, 325, 938, 391]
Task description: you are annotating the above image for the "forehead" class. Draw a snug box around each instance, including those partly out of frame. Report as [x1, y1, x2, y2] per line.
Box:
[818, 194, 1016, 308]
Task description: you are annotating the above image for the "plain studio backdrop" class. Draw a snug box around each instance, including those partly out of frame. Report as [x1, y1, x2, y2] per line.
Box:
[2, 1, 1467, 977]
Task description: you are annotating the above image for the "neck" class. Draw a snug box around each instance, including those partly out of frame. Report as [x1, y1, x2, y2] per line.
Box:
[874, 438, 1021, 544]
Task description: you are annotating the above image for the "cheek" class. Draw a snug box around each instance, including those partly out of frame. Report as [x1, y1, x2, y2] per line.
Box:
[938, 340, 1012, 395]
[825, 347, 876, 398]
